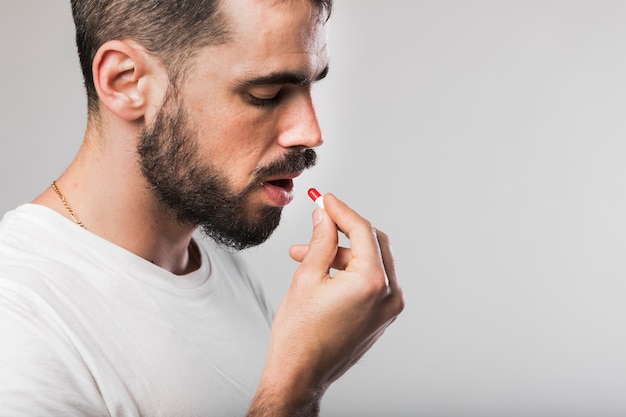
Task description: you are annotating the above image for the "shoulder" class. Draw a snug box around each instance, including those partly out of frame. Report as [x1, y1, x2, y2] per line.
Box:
[0, 276, 109, 415]
[0, 206, 98, 325]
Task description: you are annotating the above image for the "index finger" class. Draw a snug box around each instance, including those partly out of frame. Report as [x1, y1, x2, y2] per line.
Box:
[322, 193, 386, 275]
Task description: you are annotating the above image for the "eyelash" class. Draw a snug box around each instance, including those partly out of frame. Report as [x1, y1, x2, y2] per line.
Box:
[247, 95, 281, 108]
[246, 88, 286, 108]
[247, 94, 282, 108]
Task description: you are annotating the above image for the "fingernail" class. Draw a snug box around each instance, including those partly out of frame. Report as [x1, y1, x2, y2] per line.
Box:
[312, 208, 324, 226]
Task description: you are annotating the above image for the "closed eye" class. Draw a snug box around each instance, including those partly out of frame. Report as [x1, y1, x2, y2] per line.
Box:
[241, 66, 329, 109]
[247, 92, 282, 108]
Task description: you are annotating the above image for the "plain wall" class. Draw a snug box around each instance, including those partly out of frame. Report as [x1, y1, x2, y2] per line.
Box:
[2, 2, 626, 416]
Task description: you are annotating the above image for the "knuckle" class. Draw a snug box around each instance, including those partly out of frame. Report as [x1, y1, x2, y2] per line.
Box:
[361, 272, 390, 298]
[361, 219, 373, 232]
[373, 228, 389, 242]
[391, 289, 406, 315]
[381, 283, 405, 317]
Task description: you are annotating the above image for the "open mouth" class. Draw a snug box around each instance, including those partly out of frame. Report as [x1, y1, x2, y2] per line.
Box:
[266, 178, 294, 192]
[261, 173, 301, 206]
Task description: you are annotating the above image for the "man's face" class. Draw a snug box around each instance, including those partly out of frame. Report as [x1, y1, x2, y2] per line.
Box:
[139, 0, 329, 250]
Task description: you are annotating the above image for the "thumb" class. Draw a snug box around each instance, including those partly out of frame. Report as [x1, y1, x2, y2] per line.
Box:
[298, 207, 339, 277]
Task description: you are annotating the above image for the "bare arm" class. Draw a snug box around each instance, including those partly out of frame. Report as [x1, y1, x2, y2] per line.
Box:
[248, 193, 405, 416]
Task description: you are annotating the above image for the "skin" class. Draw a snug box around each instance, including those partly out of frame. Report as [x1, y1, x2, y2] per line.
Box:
[34, 0, 405, 415]
[35, 0, 327, 273]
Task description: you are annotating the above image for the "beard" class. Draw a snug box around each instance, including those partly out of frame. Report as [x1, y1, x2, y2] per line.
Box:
[137, 94, 317, 251]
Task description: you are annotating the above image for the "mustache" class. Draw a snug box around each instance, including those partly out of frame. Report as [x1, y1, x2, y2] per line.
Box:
[253, 148, 317, 180]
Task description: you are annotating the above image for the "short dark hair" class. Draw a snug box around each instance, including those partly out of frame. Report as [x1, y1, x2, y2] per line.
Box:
[70, 0, 332, 114]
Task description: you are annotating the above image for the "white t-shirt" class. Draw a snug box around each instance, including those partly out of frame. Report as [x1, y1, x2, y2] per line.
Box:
[0, 204, 274, 417]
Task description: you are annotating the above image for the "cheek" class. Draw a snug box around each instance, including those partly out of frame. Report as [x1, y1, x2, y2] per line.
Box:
[208, 111, 278, 162]
[193, 121, 266, 189]
[187, 88, 281, 183]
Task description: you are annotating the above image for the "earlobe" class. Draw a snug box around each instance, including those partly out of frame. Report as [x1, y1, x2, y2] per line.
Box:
[92, 40, 150, 121]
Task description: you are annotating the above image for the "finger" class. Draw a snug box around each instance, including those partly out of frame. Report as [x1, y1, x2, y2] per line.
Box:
[288, 244, 308, 262]
[374, 228, 399, 290]
[322, 193, 383, 274]
[297, 207, 339, 278]
[290, 244, 352, 270]
[331, 247, 352, 270]
[374, 228, 405, 314]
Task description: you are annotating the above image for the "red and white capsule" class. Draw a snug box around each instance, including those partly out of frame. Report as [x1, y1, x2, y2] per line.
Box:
[307, 187, 325, 209]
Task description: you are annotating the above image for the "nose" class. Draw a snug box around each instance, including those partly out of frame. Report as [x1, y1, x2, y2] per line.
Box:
[277, 92, 323, 149]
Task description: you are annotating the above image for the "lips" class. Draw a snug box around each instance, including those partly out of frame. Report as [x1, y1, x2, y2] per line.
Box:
[261, 171, 302, 206]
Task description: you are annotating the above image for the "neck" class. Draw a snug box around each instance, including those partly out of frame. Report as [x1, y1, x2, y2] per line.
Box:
[34, 129, 200, 276]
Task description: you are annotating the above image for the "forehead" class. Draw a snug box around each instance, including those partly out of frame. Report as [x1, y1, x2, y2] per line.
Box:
[218, 0, 329, 76]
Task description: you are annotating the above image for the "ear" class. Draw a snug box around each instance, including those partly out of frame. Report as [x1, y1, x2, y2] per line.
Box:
[92, 40, 163, 121]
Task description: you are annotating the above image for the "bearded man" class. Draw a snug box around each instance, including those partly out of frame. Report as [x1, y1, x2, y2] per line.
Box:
[0, 1, 404, 415]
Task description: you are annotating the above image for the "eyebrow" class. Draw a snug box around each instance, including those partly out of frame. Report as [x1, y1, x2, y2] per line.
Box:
[243, 65, 330, 87]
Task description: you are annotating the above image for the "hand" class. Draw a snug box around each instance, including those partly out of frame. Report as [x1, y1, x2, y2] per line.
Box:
[248, 193, 405, 416]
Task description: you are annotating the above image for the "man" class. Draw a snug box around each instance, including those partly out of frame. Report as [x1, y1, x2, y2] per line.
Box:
[0, 0, 404, 415]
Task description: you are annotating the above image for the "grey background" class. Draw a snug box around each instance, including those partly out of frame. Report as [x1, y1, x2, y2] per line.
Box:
[2, 1, 626, 416]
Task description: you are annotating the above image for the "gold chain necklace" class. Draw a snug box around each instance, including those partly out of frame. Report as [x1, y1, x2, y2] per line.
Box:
[51, 181, 87, 229]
